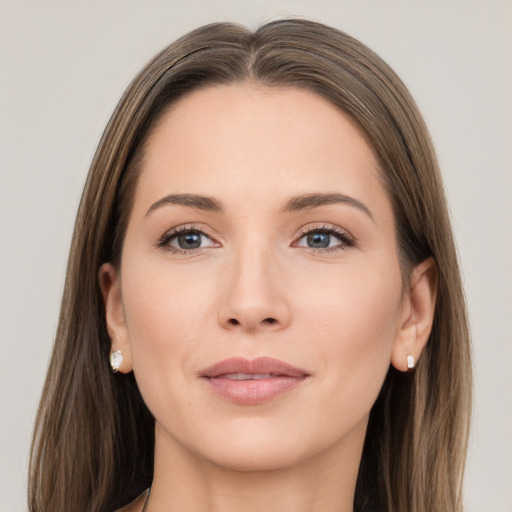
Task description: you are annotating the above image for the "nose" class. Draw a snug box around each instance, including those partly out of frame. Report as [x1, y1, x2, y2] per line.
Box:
[217, 244, 291, 334]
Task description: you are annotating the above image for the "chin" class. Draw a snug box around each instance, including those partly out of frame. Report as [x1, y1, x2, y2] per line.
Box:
[189, 421, 340, 474]
[204, 443, 307, 473]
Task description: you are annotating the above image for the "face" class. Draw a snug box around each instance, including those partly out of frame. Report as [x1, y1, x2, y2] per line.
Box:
[102, 84, 418, 472]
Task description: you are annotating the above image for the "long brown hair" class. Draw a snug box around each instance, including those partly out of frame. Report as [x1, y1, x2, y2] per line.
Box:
[29, 19, 471, 512]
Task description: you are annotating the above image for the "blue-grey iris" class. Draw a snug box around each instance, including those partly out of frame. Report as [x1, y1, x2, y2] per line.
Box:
[178, 232, 202, 249]
[307, 232, 330, 248]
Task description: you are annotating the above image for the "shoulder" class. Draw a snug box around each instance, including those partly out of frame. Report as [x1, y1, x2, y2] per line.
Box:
[114, 489, 149, 512]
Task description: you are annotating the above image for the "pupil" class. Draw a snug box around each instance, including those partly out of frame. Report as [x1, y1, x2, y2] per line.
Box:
[307, 232, 330, 248]
[178, 232, 201, 249]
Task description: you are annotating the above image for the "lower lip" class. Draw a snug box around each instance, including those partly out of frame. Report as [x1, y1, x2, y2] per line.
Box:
[204, 376, 306, 405]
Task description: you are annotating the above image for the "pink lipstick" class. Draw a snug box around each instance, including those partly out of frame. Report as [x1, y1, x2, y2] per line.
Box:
[200, 357, 309, 405]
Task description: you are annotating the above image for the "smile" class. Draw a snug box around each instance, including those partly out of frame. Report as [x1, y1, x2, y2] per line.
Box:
[200, 357, 310, 405]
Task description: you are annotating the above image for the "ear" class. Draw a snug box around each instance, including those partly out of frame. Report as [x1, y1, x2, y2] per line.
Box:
[98, 263, 133, 373]
[391, 257, 438, 372]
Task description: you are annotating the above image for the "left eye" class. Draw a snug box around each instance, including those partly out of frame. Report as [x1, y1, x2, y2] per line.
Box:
[167, 230, 215, 250]
[295, 229, 350, 250]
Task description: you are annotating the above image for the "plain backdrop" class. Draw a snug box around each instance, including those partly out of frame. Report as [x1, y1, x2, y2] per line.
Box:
[1, 1, 511, 511]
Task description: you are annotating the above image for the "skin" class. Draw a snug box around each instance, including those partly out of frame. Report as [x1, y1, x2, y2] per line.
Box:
[100, 84, 437, 512]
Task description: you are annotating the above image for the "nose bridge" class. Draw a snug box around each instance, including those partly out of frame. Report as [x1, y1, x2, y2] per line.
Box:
[218, 232, 290, 332]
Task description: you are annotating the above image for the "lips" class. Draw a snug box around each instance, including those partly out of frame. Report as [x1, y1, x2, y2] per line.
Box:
[200, 357, 309, 405]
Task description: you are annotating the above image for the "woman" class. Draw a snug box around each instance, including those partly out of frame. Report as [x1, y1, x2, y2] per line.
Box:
[29, 19, 471, 512]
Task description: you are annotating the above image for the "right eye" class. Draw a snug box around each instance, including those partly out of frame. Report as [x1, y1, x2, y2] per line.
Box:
[171, 230, 209, 250]
[159, 226, 219, 253]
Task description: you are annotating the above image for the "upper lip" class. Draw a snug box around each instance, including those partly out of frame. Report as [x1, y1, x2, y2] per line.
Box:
[200, 357, 309, 378]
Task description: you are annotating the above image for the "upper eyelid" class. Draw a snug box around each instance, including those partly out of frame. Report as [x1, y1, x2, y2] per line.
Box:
[295, 223, 354, 239]
[163, 224, 216, 238]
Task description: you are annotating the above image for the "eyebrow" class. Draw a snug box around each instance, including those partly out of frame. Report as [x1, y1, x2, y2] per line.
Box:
[146, 192, 373, 221]
[282, 193, 374, 220]
[146, 194, 223, 216]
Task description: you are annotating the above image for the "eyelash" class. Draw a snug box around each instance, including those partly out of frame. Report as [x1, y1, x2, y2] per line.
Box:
[157, 223, 354, 255]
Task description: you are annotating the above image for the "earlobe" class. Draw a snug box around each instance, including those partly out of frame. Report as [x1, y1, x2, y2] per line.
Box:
[98, 263, 133, 373]
[391, 257, 438, 372]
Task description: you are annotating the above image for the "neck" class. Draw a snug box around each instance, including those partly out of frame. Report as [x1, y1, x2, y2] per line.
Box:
[144, 421, 366, 512]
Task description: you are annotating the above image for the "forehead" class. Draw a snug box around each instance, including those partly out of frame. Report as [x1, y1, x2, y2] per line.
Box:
[133, 83, 389, 218]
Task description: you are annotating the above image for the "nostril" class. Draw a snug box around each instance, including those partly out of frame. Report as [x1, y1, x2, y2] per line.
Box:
[263, 318, 277, 324]
[229, 318, 240, 326]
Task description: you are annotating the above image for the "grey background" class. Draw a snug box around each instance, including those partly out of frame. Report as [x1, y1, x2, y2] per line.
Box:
[1, 1, 511, 511]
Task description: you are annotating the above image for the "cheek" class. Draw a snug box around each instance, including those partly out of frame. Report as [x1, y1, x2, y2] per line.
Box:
[119, 261, 217, 425]
[296, 261, 402, 401]
[120, 259, 216, 381]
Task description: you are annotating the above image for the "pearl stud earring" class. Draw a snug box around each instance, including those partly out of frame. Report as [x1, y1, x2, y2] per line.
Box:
[407, 354, 415, 370]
